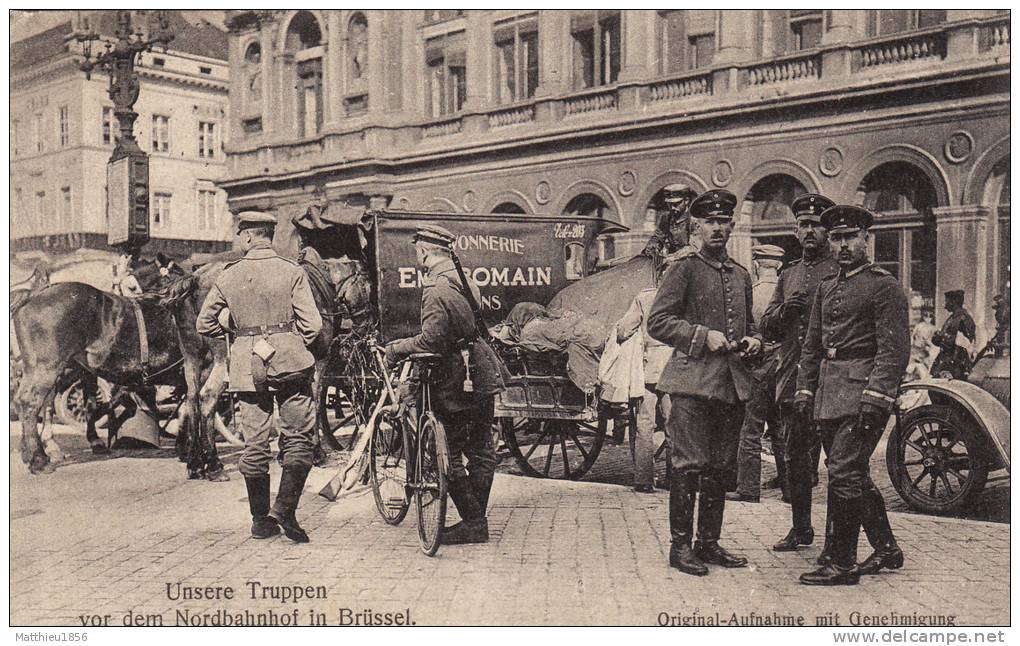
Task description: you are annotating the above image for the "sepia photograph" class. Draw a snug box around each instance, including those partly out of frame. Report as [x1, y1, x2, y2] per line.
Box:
[7, 7, 1011, 635]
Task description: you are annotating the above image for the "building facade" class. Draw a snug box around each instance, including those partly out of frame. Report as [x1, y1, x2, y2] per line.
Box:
[221, 10, 1009, 337]
[10, 10, 233, 260]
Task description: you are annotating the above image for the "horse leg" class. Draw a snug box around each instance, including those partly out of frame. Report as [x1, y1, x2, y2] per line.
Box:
[186, 355, 228, 482]
[81, 372, 109, 454]
[15, 369, 58, 474]
[40, 388, 64, 463]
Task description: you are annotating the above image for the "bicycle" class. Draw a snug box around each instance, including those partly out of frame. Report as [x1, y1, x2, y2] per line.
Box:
[364, 342, 450, 556]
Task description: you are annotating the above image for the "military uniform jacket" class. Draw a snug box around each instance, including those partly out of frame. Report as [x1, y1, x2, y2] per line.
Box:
[796, 261, 909, 421]
[936, 308, 977, 351]
[196, 242, 322, 392]
[387, 259, 506, 413]
[647, 249, 758, 404]
[760, 250, 840, 403]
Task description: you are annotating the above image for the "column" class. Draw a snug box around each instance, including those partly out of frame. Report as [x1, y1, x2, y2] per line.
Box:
[534, 11, 568, 123]
[729, 200, 753, 269]
[934, 205, 991, 340]
[617, 10, 657, 111]
[367, 10, 388, 114]
[712, 10, 755, 95]
[822, 10, 857, 45]
[323, 11, 344, 129]
[461, 11, 491, 134]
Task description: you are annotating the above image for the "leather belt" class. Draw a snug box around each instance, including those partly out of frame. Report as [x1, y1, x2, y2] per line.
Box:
[235, 321, 294, 337]
[824, 344, 877, 360]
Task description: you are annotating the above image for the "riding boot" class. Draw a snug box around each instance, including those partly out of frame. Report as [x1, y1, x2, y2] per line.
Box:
[694, 475, 748, 568]
[774, 467, 815, 551]
[443, 477, 488, 545]
[470, 470, 495, 515]
[244, 475, 280, 539]
[800, 496, 861, 586]
[858, 486, 904, 575]
[668, 475, 707, 576]
[269, 465, 311, 543]
[817, 488, 835, 565]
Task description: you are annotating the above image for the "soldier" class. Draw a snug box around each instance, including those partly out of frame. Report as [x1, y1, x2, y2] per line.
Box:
[385, 224, 506, 545]
[196, 211, 323, 543]
[727, 244, 785, 503]
[648, 189, 762, 576]
[761, 193, 839, 553]
[641, 183, 698, 273]
[795, 205, 909, 586]
[930, 289, 977, 379]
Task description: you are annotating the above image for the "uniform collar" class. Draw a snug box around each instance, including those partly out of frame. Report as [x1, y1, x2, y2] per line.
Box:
[841, 259, 870, 278]
[696, 248, 734, 271]
[801, 246, 833, 267]
[244, 241, 275, 259]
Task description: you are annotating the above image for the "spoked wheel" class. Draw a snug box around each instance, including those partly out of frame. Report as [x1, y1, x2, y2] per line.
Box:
[369, 412, 411, 525]
[886, 404, 990, 515]
[53, 379, 96, 430]
[501, 414, 606, 480]
[415, 412, 448, 557]
[317, 351, 381, 451]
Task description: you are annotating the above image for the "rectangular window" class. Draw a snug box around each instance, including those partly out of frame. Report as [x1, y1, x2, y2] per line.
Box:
[296, 59, 323, 138]
[494, 18, 539, 105]
[102, 107, 119, 146]
[11, 120, 18, 157]
[790, 10, 823, 50]
[242, 117, 263, 134]
[688, 33, 715, 70]
[425, 33, 467, 117]
[59, 106, 69, 147]
[152, 192, 172, 228]
[571, 11, 621, 90]
[35, 191, 45, 227]
[151, 115, 170, 153]
[198, 121, 216, 158]
[14, 188, 23, 227]
[60, 186, 72, 225]
[197, 189, 217, 231]
[33, 113, 43, 152]
[425, 10, 464, 24]
[873, 10, 947, 35]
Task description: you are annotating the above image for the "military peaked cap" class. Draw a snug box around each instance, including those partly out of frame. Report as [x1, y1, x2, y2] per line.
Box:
[663, 183, 698, 202]
[690, 190, 737, 219]
[412, 223, 457, 248]
[790, 193, 835, 222]
[945, 289, 965, 301]
[236, 211, 277, 233]
[751, 244, 786, 260]
[820, 205, 874, 233]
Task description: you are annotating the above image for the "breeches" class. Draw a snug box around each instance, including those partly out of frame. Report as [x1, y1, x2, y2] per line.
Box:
[437, 398, 498, 483]
[818, 415, 887, 501]
[236, 371, 317, 476]
[668, 396, 743, 483]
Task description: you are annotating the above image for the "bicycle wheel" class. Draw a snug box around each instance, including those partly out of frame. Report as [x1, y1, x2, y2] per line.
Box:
[369, 412, 411, 525]
[415, 412, 448, 557]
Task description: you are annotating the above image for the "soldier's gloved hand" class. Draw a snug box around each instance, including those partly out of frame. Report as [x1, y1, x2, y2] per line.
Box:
[738, 336, 762, 357]
[857, 402, 887, 433]
[383, 343, 399, 369]
[705, 330, 731, 353]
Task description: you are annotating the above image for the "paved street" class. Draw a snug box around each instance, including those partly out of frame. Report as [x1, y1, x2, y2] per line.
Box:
[9, 425, 1009, 627]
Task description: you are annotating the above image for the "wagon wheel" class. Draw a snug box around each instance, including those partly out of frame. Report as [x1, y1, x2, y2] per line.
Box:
[501, 415, 606, 480]
[886, 404, 989, 515]
[317, 341, 380, 450]
[53, 378, 98, 430]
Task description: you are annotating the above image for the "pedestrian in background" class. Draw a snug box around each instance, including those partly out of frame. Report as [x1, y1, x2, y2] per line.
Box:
[931, 290, 977, 379]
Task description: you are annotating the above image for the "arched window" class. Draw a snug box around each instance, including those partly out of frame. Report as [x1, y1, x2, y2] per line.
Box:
[745, 174, 807, 260]
[244, 42, 262, 104]
[859, 161, 939, 307]
[987, 157, 1010, 296]
[284, 12, 325, 138]
[563, 193, 608, 218]
[286, 11, 322, 50]
[244, 42, 261, 64]
[348, 13, 368, 82]
[491, 202, 526, 214]
[562, 193, 611, 274]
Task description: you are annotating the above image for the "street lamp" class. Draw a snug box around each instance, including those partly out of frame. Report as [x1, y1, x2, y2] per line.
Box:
[67, 10, 174, 251]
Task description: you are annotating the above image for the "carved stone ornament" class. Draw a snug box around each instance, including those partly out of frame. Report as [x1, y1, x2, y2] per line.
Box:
[944, 131, 974, 164]
[712, 160, 733, 187]
[536, 180, 551, 205]
[618, 170, 637, 196]
[463, 190, 478, 212]
[819, 147, 844, 177]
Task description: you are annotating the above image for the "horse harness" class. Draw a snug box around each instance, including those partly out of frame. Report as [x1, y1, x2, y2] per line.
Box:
[127, 297, 185, 385]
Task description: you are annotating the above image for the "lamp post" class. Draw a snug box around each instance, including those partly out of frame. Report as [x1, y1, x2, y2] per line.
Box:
[68, 10, 174, 252]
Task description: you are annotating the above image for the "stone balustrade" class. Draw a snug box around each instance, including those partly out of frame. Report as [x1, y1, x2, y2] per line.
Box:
[562, 87, 617, 117]
[980, 16, 1009, 52]
[745, 52, 820, 87]
[488, 103, 536, 128]
[421, 117, 463, 138]
[648, 71, 713, 103]
[854, 29, 946, 71]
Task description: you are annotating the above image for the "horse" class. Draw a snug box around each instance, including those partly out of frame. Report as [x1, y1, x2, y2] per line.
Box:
[11, 271, 224, 479]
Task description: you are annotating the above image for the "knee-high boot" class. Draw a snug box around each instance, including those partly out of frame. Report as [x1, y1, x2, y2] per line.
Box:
[443, 477, 488, 544]
[694, 475, 747, 568]
[800, 496, 861, 585]
[668, 474, 706, 575]
[269, 465, 312, 543]
[857, 485, 904, 574]
[244, 475, 280, 538]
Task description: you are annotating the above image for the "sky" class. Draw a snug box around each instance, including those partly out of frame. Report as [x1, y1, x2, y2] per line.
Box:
[9, 10, 226, 43]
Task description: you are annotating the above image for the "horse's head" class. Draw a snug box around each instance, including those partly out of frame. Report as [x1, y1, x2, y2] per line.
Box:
[327, 259, 374, 329]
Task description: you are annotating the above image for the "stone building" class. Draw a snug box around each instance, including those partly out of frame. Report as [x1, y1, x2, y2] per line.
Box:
[10, 10, 232, 260]
[221, 10, 1009, 336]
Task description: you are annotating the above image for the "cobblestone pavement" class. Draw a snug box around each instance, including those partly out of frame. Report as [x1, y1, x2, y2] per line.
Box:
[9, 426, 1009, 626]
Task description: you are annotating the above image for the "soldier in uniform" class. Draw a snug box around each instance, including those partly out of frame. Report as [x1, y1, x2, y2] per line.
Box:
[196, 211, 323, 543]
[641, 183, 698, 273]
[648, 190, 762, 576]
[728, 244, 785, 503]
[761, 193, 839, 553]
[795, 205, 909, 585]
[930, 289, 977, 379]
[385, 224, 506, 545]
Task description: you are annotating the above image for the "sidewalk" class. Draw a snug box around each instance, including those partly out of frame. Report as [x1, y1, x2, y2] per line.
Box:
[9, 434, 1010, 626]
